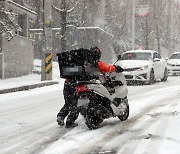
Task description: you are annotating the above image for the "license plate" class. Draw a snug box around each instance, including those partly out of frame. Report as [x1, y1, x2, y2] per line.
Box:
[77, 98, 89, 107]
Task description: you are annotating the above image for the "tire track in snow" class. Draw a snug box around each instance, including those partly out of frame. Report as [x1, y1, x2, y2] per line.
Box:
[119, 101, 179, 154]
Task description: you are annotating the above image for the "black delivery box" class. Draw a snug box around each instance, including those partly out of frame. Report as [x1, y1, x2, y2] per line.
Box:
[57, 48, 100, 80]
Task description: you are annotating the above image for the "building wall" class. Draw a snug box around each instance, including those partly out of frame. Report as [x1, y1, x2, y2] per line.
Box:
[2, 35, 34, 78]
[0, 0, 36, 79]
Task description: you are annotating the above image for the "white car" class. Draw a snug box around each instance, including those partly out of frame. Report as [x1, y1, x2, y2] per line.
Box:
[167, 52, 180, 75]
[116, 50, 168, 84]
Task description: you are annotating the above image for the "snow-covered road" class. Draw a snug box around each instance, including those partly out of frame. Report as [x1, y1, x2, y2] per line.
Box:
[0, 77, 180, 154]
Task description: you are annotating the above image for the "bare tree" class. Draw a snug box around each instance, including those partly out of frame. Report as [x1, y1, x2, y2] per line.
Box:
[52, 0, 80, 51]
[49, 0, 180, 54]
[104, 0, 132, 52]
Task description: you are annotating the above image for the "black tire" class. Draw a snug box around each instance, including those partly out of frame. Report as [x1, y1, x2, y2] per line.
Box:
[85, 115, 103, 130]
[85, 107, 103, 130]
[161, 68, 168, 81]
[147, 70, 155, 85]
[118, 98, 129, 121]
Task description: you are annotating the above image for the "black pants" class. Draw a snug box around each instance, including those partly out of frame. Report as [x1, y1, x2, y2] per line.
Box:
[57, 82, 79, 124]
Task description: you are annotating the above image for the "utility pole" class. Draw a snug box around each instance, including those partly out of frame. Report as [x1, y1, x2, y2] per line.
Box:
[41, 0, 46, 81]
[132, 0, 136, 50]
[41, 0, 52, 81]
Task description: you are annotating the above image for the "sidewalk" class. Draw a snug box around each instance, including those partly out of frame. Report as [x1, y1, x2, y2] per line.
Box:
[0, 80, 59, 94]
[0, 60, 63, 95]
[0, 74, 60, 94]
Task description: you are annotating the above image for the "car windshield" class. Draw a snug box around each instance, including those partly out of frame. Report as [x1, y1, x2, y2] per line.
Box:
[169, 54, 180, 59]
[121, 52, 152, 60]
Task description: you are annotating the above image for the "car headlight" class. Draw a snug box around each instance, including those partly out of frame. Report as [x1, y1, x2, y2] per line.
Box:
[167, 63, 174, 66]
[138, 65, 148, 71]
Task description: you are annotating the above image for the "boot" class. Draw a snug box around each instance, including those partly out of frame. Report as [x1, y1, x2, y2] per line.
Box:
[66, 119, 78, 128]
[57, 116, 65, 126]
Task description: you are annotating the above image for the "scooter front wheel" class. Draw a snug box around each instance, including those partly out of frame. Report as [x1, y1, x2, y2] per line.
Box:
[118, 99, 129, 121]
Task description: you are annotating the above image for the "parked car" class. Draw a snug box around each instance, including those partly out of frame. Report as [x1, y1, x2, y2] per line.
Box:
[116, 50, 168, 85]
[167, 52, 180, 75]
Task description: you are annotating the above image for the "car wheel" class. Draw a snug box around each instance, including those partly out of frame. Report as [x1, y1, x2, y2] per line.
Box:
[161, 68, 168, 81]
[147, 70, 155, 85]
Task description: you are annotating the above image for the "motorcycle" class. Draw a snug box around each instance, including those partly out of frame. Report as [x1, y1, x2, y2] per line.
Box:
[57, 49, 129, 129]
[75, 61, 129, 129]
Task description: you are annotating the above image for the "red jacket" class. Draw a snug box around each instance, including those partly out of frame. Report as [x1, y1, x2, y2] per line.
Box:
[98, 61, 116, 73]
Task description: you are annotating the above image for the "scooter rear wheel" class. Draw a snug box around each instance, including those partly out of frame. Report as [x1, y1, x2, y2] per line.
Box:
[85, 107, 103, 130]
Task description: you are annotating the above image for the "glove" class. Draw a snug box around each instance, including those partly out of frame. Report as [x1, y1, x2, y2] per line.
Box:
[114, 65, 124, 73]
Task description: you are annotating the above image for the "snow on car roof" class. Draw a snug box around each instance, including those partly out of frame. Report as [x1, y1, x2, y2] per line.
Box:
[124, 50, 156, 53]
[172, 52, 180, 54]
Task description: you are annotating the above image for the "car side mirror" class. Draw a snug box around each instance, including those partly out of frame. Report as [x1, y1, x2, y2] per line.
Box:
[117, 55, 121, 60]
[153, 58, 160, 62]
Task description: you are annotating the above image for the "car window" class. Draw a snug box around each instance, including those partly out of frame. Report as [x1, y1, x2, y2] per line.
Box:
[153, 53, 161, 59]
[169, 54, 180, 59]
[121, 52, 152, 60]
[156, 53, 161, 59]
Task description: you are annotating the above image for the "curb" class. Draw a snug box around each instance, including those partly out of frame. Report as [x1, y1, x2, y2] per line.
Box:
[0, 81, 59, 95]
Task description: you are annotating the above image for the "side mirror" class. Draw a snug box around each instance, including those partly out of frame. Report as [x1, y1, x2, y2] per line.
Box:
[117, 55, 121, 60]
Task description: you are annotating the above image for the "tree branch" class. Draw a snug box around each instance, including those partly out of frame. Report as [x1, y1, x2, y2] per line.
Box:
[52, 1, 80, 13]
[67, 0, 80, 13]
[52, 4, 65, 13]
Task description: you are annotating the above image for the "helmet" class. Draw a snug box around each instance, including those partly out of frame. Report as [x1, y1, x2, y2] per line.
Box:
[90, 47, 101, 60]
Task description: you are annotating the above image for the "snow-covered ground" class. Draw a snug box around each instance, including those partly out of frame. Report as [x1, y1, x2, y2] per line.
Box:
[0, 60, 180, 154]
[0, 60, 63, 90]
